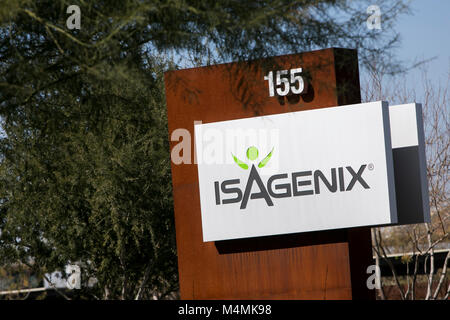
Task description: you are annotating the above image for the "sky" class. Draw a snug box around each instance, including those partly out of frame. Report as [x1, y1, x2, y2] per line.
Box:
[392, 0, 450, 91]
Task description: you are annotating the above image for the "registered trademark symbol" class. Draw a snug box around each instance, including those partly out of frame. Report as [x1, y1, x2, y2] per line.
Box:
[368, 163, 374, 171]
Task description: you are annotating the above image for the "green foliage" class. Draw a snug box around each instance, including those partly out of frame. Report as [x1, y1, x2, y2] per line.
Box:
[0, 0, 410, 299]
[0, 51, 176, 298]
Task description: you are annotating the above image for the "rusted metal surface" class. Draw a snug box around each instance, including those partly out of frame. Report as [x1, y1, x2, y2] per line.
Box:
[165, 48, 374, 299]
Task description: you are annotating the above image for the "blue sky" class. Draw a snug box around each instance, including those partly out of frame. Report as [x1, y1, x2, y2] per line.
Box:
[393, 0, 450, 87]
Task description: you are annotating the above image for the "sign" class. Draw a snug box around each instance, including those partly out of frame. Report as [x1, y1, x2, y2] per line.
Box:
[165, 48, 376, 300]
[195, 101, 398, 242]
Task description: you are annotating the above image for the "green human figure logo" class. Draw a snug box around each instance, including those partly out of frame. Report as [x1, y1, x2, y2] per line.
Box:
[232, 146, 274, 170]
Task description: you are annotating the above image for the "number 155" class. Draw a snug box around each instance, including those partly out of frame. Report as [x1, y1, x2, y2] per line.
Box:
[264, 68, 306, 97]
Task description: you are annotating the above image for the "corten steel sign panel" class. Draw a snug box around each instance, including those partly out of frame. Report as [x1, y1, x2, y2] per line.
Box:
[164, 48, 374, 299]
[195, 101, 398, 242]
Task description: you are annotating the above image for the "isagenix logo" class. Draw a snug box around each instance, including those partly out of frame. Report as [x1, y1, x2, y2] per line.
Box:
[214, 146, 372, 209]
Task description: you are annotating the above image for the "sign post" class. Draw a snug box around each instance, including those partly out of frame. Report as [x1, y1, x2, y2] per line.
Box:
[165, 48, 375, 299]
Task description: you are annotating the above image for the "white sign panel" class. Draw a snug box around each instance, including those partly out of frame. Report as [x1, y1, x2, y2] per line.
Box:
[195, 101, 398, 242]
[389, 103, 430, 224]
